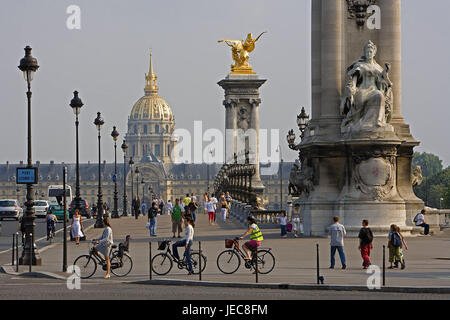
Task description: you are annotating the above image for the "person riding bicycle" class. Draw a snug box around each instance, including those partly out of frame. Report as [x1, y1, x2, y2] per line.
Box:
[92, 217, 114, 279]
[46, 208, 58, 240]
[172, 217, 195, 275]
[238, 215, 263, 261]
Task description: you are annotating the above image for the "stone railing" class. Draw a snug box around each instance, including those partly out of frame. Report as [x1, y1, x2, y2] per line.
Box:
[425, 209, 450, 230]
[228, 200, 285, 228]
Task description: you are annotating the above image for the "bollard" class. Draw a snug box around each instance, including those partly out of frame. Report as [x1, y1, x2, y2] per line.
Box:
[255, 249, 259, 284]
[15, 233, 19, 272]
[12, 234, 15, 266]
[316, 243, 320, 285]
[383, 245, 386, 286]
[29, 233, 33, 273]
[198, 241, 202, 281]
[149, 242, 152, 280]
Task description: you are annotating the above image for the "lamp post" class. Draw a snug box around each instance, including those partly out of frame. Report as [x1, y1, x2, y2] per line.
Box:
[111, 127, 120, 218]
[297, 107, 310, 140]
[121, 140, 128, 217]
[134, 166, 140, 219]
[94, 112, 105, 228]
[141, 179, 145, 204]
[18, 46, 41, 266]
[129, 157, 134, 215]
[70, 91, 83, 212]
[121, 141, 128, 216]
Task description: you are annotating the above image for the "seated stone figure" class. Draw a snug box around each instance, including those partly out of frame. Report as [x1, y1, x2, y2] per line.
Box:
[340, 41, 393, 135]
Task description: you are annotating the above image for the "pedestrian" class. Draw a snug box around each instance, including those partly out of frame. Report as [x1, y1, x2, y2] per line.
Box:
[141, 201, 147, 217]
[291, 203, 304, 238]
[203, 192, 209, 215]
[183, 193, 191, 213]
[276, 212, 288, 238]
[148, 202, 158, 237]
[220, 196, 228, 222]
[329, 216, 347, 270]
[206, 197, 215, 225]
[133, 195, 140, 220]
[358, 219, 373, 269]
[172, 217, 195, 275]
[388, 224, 408, 269]
[188, 196, 199, 222]
[414, 209, 430, 236]
[172, 199, 183, 238]
[225, 192, 232, 218]
[92, 217, 114, 279]
[158, 198, 165, 215]
[211, 194, 218, 223]
[166, 199, 173, 215]
[71, 208, 84, 245]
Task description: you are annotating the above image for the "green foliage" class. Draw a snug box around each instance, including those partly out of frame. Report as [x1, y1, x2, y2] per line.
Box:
[412, 152, 443, 178]
[414, 167, 450, 208]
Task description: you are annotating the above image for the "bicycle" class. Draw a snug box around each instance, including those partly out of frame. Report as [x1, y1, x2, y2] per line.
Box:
[151, 240, 207, 276]
[73, 236, 133, 279]
[217, 238, 275, 275]
[46, 223, 56, 244]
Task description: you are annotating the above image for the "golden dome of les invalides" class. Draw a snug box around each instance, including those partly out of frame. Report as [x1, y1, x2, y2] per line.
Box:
[130, 53, 174, 121]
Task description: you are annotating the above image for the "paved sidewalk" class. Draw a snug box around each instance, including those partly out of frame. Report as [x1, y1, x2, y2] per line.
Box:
[3, 213, 450, 289]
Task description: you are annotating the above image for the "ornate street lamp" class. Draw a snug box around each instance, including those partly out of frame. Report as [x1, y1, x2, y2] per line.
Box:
[111, 126, 120, 218]
[94, 112, 105, 228]
[297, 107, 310, 140]
[134, 166, 140, 219]
[129, 157, 134, 215]
[121, 140, 128, 216]
[70, 91, 84, 212]
[18, 46, 41, 266]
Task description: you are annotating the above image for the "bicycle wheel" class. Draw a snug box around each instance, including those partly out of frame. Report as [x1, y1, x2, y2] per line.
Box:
[189, 252, 207, 274]
[151, 253, 173, 276]
[73, 255, 97, 279]
[254, 249, 275, 274]
[110, 253, 133, 277]
[217, 250, 241, 274]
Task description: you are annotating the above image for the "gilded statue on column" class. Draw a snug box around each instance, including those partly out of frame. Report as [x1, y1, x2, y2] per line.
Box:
[218, 32, 266, 74]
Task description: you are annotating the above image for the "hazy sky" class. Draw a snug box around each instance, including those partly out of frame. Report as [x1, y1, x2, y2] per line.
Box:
[0, 0, 449, 166]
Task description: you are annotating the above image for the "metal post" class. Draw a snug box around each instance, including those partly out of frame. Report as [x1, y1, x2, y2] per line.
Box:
[316, 243, 320, 285]
[280, 159, 283, 211]
[29, 233, 32, 273]
[149, 242, 152, 280]
[383, 245, 386, 287]
[113, 140, 119, 218]
[12, 234, 15, 266]
[122, 154, 128, 217]
[255, 249, 258, 283]
[199, 241, 202, 281]
[63, 167, 68, 272]
[16, 233, 19, 272]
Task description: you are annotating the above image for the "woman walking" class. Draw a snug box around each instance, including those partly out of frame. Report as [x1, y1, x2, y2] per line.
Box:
[93, 217, 114, 279]
[71, 209, 84, 245]
[206, 197, 215, 225]
[220, 196, 228, 222]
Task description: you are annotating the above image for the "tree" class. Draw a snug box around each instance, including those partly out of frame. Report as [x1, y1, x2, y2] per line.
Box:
[412, 152, 443, 178]
[414, 167, 450, 208]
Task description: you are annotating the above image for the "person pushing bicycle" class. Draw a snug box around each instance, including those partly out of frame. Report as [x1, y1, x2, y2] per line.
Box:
[238, 215, 263, 261]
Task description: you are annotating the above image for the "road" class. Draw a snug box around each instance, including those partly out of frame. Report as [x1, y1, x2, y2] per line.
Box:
[0, 273, 448, 300]
[0, 217, 95, 256]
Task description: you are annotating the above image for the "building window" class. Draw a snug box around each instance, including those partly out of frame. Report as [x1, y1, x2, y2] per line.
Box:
[134, 125, 138, 134]
[155, 125, 159, 133]
[165, 125, 169, 132]
[167, 145, 170, 157]
[132, 145, 136, 156]
[144, 125, 148, 134]
[155, 144, 161, 157]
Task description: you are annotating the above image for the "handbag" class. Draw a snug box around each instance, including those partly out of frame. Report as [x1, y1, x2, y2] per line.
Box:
[286, 222, 293, 233]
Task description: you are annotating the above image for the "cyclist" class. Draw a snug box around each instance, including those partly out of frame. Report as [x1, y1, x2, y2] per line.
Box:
[92, 217, 114, 279]
[238, 215, 263, 261]
[46, 208, 58, 240]
[172, 217, 195, 275]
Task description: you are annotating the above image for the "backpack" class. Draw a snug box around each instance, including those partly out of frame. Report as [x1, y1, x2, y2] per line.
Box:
[361, 228, 373, 244]
[391, 232, 402, 247]
[413, 213, 420, 224]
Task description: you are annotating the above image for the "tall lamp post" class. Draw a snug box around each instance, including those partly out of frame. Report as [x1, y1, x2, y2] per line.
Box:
[94, 112, 105, 228]
[129, 157, 134, 215]
[121, 141, 128, 216]
[111, 127, 120, 218]
[141, 179, 145, 204]
[134, 167, 140, 219]
[18, 46, 41, 265]
[70, 91, 84, 212]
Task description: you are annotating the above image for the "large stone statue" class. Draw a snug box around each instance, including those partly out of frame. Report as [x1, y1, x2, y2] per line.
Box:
[288, 163, 314, 197]
[412, 166, 423, 187]
[340, 41, 393, 135]
[218, 32, 266, 74]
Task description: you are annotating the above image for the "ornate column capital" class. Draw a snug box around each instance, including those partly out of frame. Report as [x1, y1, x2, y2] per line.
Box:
[223, 98, 239, 108]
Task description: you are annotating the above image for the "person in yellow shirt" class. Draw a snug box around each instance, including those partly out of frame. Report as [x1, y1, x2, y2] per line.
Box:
[239, 216, 263, 260]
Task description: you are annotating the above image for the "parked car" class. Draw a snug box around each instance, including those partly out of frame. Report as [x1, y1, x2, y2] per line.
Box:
[48, 204, 69, 222]
[68, 199, 91, 218]
[0, 200, 24, 221]
[33, 200, 50, 218]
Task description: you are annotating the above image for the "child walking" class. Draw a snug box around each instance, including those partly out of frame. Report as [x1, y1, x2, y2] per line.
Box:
[388, 224, 408, 269]
[276, 212, 289, 238]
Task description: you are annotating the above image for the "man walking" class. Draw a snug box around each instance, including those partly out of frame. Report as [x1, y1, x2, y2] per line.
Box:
[329, 216, 346, 270]
[171, 199, 183, 238]
[148, 202, 158, 237]
[358, 220, 374, 269]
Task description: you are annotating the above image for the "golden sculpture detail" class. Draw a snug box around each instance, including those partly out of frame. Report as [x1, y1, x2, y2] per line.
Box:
[218, 32, 266, 74]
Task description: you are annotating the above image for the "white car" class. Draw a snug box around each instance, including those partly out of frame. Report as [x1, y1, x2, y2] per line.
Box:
[34, 200, 50, 218]
[0, 199, 24, 221]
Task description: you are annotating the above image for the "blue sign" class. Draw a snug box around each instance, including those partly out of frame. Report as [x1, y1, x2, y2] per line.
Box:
[16, 168, 38, 184]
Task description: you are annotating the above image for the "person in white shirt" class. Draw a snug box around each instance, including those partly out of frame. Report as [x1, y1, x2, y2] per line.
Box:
[172, 217, 195, 274]
[329, 216, 347, 270]
[291, 203, 304, 238]
[416, 209, 430, 235]
[166, 200, 173, 215]
[276, 212, 289, 238]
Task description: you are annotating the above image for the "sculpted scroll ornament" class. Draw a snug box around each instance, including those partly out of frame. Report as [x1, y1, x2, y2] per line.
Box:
[340, 41, 393, 135]
[412, 166, 423, 187]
